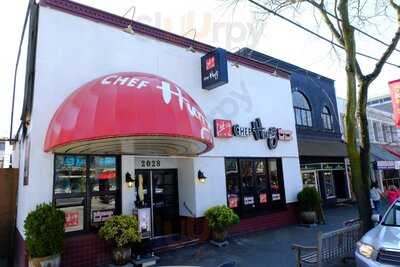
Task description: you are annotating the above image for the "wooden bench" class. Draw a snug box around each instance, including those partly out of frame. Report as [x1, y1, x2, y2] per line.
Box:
[292, 222, 362, 267]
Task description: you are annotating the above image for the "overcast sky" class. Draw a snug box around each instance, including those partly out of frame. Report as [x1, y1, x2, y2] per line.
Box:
[1, 0, 400, 138]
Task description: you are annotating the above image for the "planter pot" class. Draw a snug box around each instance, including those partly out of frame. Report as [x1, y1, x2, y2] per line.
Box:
[112, 247, 131, 266]
[212, 230, 228, 242]
[300, 211, 317, 224]
[28, 254, 60, 267]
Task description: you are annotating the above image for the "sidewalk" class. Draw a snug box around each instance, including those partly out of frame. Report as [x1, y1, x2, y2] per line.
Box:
[157, 204, 359, 267]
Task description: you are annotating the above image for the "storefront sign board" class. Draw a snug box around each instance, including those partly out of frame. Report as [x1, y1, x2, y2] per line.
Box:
[201, 48, 228, 90]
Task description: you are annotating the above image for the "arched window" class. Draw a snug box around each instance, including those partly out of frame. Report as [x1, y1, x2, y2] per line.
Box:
[292, 91, 312, 127]
[321, 106, 333, 130]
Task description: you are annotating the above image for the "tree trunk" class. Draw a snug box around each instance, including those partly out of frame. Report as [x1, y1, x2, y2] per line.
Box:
[358, 80, 373, 231]
[339, 0, 372, 232]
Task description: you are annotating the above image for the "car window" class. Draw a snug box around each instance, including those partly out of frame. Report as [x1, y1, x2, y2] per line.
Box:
[383, 202, 400, 226]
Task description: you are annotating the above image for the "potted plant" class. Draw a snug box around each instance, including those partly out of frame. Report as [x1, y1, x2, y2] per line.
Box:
[24, 203, 65, 267]
[99, 215, 141, 265]
[204, 205, 239, 243]
[297, 187, 322, 224]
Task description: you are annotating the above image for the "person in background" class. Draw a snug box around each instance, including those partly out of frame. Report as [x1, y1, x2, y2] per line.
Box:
[370, 182, 384, 214]
[386, 185, 399, 205]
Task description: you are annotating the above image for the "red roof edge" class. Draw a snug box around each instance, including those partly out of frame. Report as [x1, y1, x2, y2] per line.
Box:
[39, 0, 290, 79]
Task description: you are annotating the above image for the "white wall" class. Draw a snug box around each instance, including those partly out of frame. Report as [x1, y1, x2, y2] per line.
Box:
[193, 157, 227, 216]
[16, 6, 302, 235]
[121, 155, 135, 215]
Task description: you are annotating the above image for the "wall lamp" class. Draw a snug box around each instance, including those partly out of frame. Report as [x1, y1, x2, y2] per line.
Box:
[197, 170, 207, 183]
[125, 172, 135, 188]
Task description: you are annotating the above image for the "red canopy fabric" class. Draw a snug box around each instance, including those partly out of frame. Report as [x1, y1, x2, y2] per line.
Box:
[44, 72, 214, 155]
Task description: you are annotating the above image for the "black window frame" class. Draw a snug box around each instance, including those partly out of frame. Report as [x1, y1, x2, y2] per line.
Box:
[321, 106, 333, 130]
[293, 91, 313, 127]
[225, 157, 286, 218]
[53, 154, 122, 235]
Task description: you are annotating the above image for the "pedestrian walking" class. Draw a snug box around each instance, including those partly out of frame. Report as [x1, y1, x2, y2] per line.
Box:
[370, 182, 384, 214]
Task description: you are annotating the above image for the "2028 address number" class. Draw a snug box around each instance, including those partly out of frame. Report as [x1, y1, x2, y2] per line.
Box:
[140, 160, 161, 168]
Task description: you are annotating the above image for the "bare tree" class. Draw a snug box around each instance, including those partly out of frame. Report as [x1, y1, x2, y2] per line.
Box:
[234, 0, 400, 231]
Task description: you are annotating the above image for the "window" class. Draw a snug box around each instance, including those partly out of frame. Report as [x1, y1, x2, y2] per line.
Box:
[54, 155, 120, 233]
[391, 126, 399, 143]
[225, 158, 285, 218]
[368, 120, 375, 143]
[321, 106, 332, 130]
[382, 124, 392, 143]
[292, 91, 312, 127]
[322, 171, 336, 198]
[373, 121, 381, 142]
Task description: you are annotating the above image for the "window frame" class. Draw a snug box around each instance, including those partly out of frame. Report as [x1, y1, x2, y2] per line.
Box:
[321, 106, 333, 130]
[293, 91, 313, 127]
[53, 154, 122, 234]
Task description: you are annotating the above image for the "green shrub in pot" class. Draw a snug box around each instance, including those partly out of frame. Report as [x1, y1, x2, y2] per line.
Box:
[24, 203, 65, 267]
[297, 187, 322, 224]
[204, 205, 239, 242]
[99, 215, 141, 265]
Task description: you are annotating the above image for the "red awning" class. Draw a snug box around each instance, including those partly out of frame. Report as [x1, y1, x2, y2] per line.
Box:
[44, 72, 214, 155]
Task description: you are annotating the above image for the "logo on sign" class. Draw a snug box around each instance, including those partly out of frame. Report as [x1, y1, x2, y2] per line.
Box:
[214, 119, 233, 138]
[206, 56, 216, 71]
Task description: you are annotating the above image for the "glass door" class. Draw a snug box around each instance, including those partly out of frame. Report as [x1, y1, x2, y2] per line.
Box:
[134, 169, 179, 239]
[151, 169, 180, 238]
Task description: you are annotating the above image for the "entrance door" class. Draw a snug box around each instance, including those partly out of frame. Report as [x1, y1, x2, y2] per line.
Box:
[135, 169, 180, 238]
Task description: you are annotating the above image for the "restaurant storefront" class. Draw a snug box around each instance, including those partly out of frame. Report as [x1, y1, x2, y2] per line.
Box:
[13, 1, 303, 266]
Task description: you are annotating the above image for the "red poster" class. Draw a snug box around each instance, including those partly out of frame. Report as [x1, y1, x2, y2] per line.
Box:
[259, 193, 267, 204]
[228, 195, 238, 208]
[214, 119, 233, 138]
[389, 79, 400, 127]
[65, 211, 79, 227]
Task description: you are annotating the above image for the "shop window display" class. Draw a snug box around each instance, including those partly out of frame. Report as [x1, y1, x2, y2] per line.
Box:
[54, 155, 120, 233]
[225, 158, 285, 217]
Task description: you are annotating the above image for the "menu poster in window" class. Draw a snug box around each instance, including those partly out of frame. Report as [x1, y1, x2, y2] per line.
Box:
[228, 195, 239, 208]
[272, 194, 281, 201]
[92, 209, 114, 223]
[138, 208, 151, 239]
[244, 196, 255, 205]
[62, 206, 84, 232]
[259, 193, 267, 204]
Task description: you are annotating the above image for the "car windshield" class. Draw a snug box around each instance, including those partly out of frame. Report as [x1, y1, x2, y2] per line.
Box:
[383, 201, 400, 226]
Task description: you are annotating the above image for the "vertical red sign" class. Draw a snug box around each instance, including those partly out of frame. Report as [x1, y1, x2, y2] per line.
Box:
[214, 119, 233, 138]
[389, 79, 400, 128]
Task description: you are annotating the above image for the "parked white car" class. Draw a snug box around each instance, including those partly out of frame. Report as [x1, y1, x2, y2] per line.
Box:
[356, 200, 400, 266]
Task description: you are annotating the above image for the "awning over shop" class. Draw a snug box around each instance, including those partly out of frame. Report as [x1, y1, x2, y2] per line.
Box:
[44, 72, 214, 155]
[297, 139, 348, 157]
[382, 145, 400, 158]
[370, 144, 400, 162]
[371, 144, 400, 170]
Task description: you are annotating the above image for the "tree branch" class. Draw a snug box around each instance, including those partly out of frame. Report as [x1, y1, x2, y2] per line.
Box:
[365, 2, 400, 82]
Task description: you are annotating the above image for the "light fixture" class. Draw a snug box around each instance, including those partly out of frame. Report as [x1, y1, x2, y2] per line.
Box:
[183, 29, 197, 53]
[125, 172, 135, 188]
[122, 6, 136, 35]
[197, 170, 206, 183]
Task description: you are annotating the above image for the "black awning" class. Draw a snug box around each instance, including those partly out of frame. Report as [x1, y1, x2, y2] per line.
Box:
[298, 139, 348, 157]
